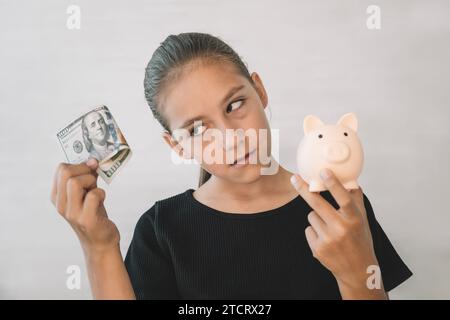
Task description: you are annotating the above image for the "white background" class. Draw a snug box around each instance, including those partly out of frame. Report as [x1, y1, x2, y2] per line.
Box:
[0, 0, 449, 299]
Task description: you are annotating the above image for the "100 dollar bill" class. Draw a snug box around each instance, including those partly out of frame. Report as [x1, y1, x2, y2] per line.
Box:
[56, 105, 132, 183]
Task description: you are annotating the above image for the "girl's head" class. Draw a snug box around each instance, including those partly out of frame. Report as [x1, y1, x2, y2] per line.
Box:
[144, 32, 272, 187]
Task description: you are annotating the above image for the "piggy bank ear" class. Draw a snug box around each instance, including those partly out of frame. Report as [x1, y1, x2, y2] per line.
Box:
[303, 115, 324, 135]
[337, 112, 358, 132]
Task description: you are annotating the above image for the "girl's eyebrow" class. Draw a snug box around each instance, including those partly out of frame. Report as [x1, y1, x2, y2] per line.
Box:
[179, 115, 206, 130]
[178, 84, 246, 129]
[220, 84, 245, 106]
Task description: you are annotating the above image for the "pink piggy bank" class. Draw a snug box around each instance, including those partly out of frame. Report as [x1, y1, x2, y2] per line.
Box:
[296, 112, 364, 192]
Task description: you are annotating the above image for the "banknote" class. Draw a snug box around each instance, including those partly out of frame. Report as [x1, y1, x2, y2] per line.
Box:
[56, 105, 132, 183]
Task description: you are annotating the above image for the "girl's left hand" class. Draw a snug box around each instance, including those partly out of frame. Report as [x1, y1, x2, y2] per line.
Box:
[290, 168, 384, 297]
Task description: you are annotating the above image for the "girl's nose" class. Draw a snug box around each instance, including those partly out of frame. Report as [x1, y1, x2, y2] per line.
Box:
[213, 120, 244, 150]
[222, 127, 245, 152]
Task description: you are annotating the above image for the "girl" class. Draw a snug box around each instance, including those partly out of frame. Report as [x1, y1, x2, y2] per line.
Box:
[50, 32, 412, 300]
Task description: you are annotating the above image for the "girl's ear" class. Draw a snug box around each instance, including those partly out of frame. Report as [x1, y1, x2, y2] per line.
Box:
[162, 131, 191, 159]
[251, 72, 268, 109]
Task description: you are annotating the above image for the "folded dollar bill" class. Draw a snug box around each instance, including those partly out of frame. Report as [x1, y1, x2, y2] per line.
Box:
[56, 105, 132, 183]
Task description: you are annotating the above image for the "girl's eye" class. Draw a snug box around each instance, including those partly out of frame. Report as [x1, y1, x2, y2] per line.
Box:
[318, 134, 323, 139]
[344, 132, 348, 136]
[190, 125, 206, 137]
[226, 99, 244, 113]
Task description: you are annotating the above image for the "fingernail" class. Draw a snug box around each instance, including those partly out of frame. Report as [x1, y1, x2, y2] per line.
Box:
[290, 175, 299, 187]
[320, 168, 331, 181]
[86, 158, 97, 167]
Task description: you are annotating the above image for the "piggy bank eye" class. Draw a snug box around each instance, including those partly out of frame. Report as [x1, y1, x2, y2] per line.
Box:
[318, 134, 323, 139]
[344, 132, 348, 137]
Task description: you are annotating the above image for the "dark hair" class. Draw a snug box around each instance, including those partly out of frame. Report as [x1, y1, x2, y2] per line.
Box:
[144, 32, 254, 187]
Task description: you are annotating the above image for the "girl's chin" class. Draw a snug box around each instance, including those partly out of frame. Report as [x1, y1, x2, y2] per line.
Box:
[226, 164, 263, 181]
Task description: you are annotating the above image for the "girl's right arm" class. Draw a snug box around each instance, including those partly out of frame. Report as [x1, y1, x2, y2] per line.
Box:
[50, 159, 136, 300]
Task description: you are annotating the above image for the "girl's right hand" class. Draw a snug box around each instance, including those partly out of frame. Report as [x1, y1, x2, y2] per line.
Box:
[50, 159, 120, 256]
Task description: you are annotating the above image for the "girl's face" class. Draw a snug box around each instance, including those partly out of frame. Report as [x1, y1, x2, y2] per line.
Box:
[161, 60, 272, 184]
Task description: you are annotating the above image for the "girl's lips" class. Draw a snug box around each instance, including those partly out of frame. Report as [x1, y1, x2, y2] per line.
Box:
[230, 149, 257, 167]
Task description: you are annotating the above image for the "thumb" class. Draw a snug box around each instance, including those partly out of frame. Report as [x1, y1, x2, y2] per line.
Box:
[86, 158, 98, 170]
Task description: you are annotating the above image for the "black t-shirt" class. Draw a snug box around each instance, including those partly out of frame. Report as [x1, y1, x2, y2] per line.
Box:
[124, 189, 412, 299]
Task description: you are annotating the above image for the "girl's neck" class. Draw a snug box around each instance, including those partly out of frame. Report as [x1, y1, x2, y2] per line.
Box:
[201, 158, 295, 202]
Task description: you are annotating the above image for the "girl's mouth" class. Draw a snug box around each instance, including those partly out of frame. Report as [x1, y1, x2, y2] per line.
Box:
[230, 149, 257, 168]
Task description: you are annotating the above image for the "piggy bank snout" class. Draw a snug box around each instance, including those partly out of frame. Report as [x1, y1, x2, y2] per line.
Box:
[322, 141, 350, 163]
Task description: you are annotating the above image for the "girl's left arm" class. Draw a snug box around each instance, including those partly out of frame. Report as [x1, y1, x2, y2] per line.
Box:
[290, 169, 388, 300]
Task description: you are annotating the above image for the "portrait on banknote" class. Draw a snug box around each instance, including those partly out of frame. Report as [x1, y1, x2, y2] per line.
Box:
[56, 105, 132, 183]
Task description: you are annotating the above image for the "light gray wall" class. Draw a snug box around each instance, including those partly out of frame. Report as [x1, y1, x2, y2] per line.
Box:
[0, 0, 449, 299]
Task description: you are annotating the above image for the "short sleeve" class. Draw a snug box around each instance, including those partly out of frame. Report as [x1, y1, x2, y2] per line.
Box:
[124, 203, 180, 299]
[363, 193, 413, 292]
